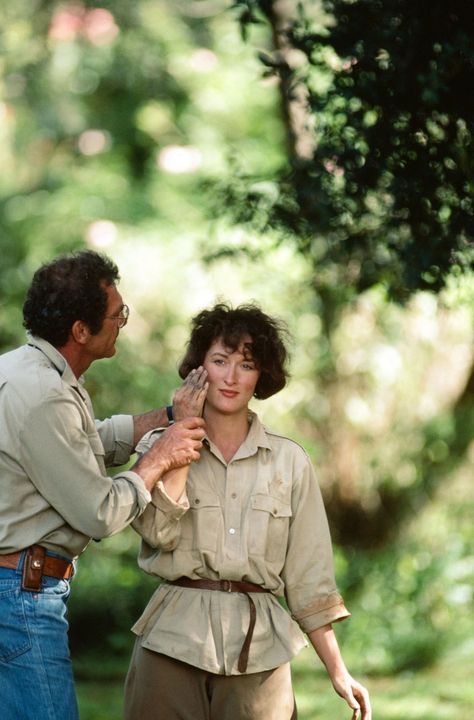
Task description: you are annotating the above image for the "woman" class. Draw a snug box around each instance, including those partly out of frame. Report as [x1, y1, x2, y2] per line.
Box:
[125, 303, 371, 720]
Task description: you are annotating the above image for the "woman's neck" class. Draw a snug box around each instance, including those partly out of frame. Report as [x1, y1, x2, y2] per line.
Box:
[204, 407, 250, 463]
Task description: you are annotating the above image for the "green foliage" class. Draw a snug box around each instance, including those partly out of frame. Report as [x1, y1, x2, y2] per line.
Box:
[0, 0, 284, 355]
[332, 458, 474, 675]
[336, 545, 448, 673]
[228, 0, 474, 306]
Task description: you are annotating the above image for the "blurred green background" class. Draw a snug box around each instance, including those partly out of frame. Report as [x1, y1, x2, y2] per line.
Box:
[1, 1, 473, 718]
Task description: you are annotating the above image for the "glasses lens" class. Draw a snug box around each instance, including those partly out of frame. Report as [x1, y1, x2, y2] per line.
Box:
[119, 305, 129, 327]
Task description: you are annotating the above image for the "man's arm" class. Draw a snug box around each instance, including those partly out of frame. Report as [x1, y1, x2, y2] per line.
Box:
[132, 406, 168, 446]
[131, 418, 204, 493]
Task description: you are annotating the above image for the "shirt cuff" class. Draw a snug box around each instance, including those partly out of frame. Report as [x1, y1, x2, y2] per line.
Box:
[118, 470, 152, 511]
[152, 481, 190, 517]
[135, 428, 164, 456]
[292, 592, 351, 634]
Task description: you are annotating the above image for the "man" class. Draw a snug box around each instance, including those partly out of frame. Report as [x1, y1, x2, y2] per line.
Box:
[0, 250, 207, 719]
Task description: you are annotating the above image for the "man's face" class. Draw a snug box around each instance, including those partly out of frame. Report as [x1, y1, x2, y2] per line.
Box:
[85, 283, 126, 362]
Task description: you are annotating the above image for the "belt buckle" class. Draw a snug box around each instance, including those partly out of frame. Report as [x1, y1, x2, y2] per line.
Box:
[222, 580, 232, 592]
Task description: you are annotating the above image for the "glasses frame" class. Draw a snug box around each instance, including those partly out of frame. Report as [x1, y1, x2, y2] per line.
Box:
[105, 304, 129, 328]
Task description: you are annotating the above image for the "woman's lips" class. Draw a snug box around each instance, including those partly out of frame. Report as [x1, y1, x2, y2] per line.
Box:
[220, 390, 238, 398]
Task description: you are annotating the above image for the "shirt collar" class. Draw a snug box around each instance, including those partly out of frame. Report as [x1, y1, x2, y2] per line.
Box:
[241, 410, 272, 453]
[26, 332, 83, 390]
[204, 410, 272, 462]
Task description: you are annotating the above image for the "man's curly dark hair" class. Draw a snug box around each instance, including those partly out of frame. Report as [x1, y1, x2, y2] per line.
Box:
[23, 250, 120, 347]
[179, 303, 290, 399]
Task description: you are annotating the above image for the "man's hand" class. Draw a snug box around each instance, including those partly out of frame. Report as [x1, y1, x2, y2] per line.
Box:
[131, 417, 206, 492]
[172, 367, 208, 421]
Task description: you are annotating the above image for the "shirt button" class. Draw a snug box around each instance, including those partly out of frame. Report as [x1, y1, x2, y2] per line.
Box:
[228, 528, 236, 535]
[195, 499, 200, 505]
[231, 493, 237, 499]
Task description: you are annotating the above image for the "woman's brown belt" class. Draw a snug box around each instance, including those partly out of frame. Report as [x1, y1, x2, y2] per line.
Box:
[168, 577, 271, 673]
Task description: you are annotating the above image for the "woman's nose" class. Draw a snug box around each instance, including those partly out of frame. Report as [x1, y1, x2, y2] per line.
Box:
[224, 365, 237, 384]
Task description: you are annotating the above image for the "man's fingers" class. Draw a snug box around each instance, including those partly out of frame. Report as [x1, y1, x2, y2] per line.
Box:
[197, 381, 209, 396]
[172, 368, 209, 421]
[177, 416, 206, 431]
[183, 367, 208, 392]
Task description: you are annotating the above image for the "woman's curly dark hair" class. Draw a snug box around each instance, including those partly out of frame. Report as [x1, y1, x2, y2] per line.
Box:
[179, 303, 290, 399]
[23, 250, 120, 347]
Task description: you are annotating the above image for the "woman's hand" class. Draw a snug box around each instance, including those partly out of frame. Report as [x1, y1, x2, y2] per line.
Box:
[331, 671, 371, 720]
[172, 367, 208, 420]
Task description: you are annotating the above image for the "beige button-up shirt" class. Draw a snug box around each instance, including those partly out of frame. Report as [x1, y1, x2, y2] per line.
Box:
[0, 335, 151, 559]
[131, 412, 349, 675]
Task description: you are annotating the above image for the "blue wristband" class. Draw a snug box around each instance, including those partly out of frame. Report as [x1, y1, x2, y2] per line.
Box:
[166, 405, 174, 424]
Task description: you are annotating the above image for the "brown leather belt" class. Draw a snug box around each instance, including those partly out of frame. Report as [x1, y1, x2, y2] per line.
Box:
[169, 577, 271, 673]
[0, 545, 73, 591]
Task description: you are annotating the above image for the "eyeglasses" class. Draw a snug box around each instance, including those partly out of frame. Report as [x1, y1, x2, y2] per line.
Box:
[106, 304, 129, 328]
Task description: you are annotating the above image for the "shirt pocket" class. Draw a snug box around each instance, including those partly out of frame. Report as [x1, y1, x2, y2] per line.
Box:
[180, 491, 222, 552]
[249, 493, 292, 563]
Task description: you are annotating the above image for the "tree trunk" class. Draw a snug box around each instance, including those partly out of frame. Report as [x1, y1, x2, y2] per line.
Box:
[265, 0, 315, 163]
[324, 356, 474, 548]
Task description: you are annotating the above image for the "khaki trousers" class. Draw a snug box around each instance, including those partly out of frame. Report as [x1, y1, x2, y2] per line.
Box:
[124, 640, 297, 720]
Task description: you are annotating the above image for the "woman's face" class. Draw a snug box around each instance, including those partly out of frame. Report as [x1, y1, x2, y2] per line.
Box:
[202, 335, 260, 416]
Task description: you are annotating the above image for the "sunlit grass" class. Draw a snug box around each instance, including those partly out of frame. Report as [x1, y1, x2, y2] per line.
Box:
[292, 645, 474, 720]
[75, 643, 474, 720]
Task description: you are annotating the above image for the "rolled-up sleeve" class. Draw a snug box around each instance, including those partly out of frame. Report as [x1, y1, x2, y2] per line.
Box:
[132, 482, 189, 550]
[96, 414, 134, 467]
[282, 454, 350, 633]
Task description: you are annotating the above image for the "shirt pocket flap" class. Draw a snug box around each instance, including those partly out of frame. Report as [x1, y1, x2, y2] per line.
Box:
[189, 491, 220, 509]
[251, 493, 292, 518]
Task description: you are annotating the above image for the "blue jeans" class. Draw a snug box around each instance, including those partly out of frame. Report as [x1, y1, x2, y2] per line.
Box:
[0, 551, 79, 720]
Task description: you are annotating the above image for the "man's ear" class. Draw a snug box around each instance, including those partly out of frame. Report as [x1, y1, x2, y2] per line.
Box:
[70, 320, 91, 345]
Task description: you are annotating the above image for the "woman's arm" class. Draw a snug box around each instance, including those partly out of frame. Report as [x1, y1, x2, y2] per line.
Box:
[131, 470, 189, 550]
[308, 624, 371, 720]
[131, 365, 207, 547]
[131, 464, 191, 550]
[131, 442, 192, 547]
[160, 465, 190, 503]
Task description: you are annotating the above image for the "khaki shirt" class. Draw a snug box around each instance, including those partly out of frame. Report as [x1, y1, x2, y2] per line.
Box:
[131, 412, 349, 675]
[0, 335, 151, 559]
